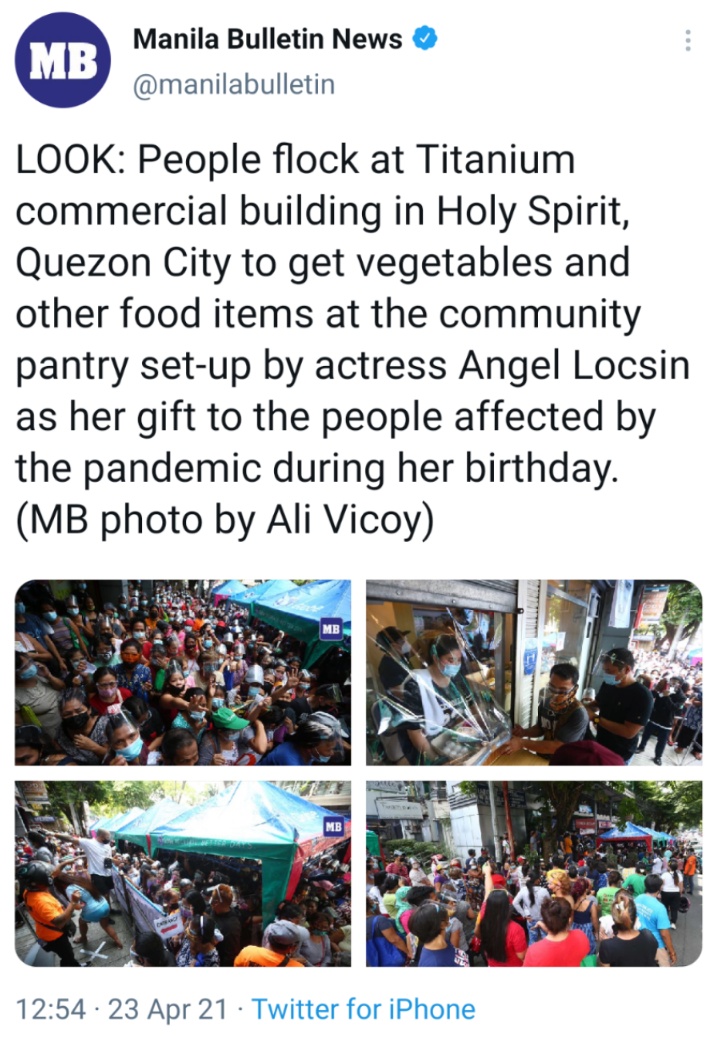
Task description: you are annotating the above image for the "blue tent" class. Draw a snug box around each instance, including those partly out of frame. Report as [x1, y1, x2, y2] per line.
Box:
[212, 579, 248, 601]
[597, 821, 653, 850]
[151, 782, 350, 923]
[253, 579, 351, 667]
[113, 799, 185, 853]
[103, 807, 145, 836]
[231, 579, 298, 613]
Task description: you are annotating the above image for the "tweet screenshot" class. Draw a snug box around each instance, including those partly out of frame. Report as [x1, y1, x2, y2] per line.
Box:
[6, 0, 710, 1019]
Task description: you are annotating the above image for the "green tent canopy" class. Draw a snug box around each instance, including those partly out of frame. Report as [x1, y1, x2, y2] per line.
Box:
[253, 579, 351, 668]
[112, 799, 185, 854]
[151, 782, 350, 923]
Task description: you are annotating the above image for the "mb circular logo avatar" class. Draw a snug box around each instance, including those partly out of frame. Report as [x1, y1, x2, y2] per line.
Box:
[15, 12, 111, 107]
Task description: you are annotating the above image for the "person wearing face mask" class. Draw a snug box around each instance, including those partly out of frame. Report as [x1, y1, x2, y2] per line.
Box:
[198, 705, 267, 766]
[94, 634, 121, 668]
[111, 638, 153, 702]
[182, 635, 201, 677]
[500, 663, 589, 758]
[257, 715, 338, 766]
[208, 884, 243, 967]
[40, 598, 89, 668]
[87, 666, 134, 715]
[15, 596, 58, 669]
[157, 664, 197, 721]
[585, 649, 654, 763]
[63, 647, 97, 691]
[104, 711, 150, 766]
[376, 627, 415, 693]
[171, 691, 209, 743]
[192, 650, 227, 706]
[15, 651, 66, 736]
[54, 688, 112, 763]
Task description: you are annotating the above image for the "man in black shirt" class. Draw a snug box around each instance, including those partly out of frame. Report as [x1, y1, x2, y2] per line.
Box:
[587, 648, 653, 762]
[208, 884, 243, 967]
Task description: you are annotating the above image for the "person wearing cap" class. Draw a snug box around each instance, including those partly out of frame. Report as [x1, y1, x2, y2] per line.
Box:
[198, 705, 267, 766]
[586, 649, 654, 762]
[500, 664, 589, 759]
[208, 885, 243, 966]
[234, 921, 305, 967]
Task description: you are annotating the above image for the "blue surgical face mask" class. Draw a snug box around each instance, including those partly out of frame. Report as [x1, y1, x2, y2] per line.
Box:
[189, 711, 205, 721]
[21, 664, 39, 681]
[441, 662, 461, 678]
[117, 736, 144, 761]
[203, 639, 213, 649]
[15, 602, 25, 615]
[67, 607, 79, 616]
[45, 611, 58, 623]
[602, 673, 619, 686]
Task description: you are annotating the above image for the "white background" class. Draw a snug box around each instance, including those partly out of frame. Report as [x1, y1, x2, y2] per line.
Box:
[4, 0, 711, 1019]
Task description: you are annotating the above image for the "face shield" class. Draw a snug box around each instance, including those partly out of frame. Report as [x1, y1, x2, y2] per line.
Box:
[538, 681, 577, 717]
[367, 608, 511, 765]
[596, 652, 629, 687]
[309, 711, 347, 763]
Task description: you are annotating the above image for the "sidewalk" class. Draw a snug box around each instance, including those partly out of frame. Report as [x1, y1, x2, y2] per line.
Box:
[16, 901, 135, 967]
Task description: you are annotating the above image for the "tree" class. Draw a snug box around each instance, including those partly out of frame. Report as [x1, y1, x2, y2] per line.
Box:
[655, 583, 702, 655]
[622, 781, 702, 832]
[458, 781, 630, 859]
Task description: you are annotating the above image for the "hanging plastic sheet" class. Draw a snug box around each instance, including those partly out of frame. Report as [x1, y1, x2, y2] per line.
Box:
[368, 607, 511, 765]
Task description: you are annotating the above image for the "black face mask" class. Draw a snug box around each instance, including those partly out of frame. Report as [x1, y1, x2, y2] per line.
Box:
[63, 713, 89, 732]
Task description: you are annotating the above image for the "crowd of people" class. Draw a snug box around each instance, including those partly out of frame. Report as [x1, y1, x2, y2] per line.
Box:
[631, 648, 703, 762]
[500, 647, 703, 765]
[17, 825, 351, 967]
[15, 581, 351, 767]
[367, 833, 700, 968]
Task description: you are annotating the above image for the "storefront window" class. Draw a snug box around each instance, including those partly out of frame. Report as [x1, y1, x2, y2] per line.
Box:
[539, 582, 593, 694]
[366, 597, 513, 766]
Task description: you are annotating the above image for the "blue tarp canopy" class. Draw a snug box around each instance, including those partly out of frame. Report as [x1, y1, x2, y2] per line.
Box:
[212, 579, 248, 600]
[103, 807, 145, 836]
[231, 579, 298, 613]
[151, 782, 350, 923]
[113, 799, 185, 853]
[253, 579, 351, 667]
[597, 821, 653, 850]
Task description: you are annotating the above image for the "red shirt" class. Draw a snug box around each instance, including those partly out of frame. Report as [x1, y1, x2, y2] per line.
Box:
[89, 687, 133, 715]
[485, 920, 527, 967]
[523, 929, 590, 967]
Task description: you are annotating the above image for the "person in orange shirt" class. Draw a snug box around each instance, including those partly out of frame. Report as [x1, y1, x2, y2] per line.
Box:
[234, 921, 305, 967]
[683, 852, 698, 894]
[18, 862, 84, 966]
